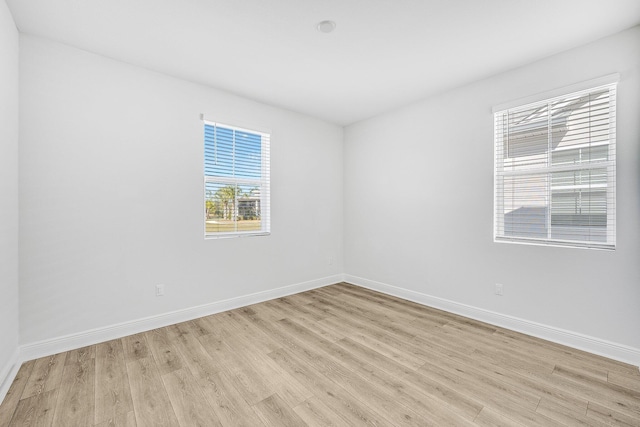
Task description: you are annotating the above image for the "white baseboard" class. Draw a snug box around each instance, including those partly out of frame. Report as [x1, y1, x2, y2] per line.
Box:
[5, 271, 637, 405]
[0, 348, 20, 405]
[19, 274, 344, 363]
[344, 274, 640, 367]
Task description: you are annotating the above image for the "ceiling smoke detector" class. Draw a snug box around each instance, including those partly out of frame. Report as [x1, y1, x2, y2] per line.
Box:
[316, 20, 336, 34]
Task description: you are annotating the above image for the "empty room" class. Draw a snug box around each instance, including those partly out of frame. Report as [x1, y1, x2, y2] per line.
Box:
[1, 0, 639, 425]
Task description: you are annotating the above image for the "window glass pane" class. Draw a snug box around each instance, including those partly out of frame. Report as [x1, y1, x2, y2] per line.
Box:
[235, 131, 262, 179]
[502, 174, 548, 239]
[205, 125, 234, 177]
[205, 182, 238, 233]
[504, 107, 548, 171]
[237, 185, 262, 231]
[551, 190, 607, 242]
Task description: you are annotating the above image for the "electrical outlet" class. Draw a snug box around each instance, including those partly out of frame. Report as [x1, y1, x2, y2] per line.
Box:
[156, 284, 165, 296]
[495, 283, 504, 296]
[328, 256, 334, 266]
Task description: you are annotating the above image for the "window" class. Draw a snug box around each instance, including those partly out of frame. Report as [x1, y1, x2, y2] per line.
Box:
[494, 78, 617, 249]
[204, 120, 270, 238]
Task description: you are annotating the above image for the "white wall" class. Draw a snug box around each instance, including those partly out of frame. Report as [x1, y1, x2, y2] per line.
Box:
[12, 20, 640, 366]
[0, 0, 20, 389]
[344, 26, 640, 355]
[18, 35, 343, 345]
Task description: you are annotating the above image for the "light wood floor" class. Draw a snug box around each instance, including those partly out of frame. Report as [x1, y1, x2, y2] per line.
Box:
[1, 283, 639, 426]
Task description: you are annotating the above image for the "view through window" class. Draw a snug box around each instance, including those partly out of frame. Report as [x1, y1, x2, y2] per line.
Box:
[494, 82, 616, 249]
[204, 121, 270, 238]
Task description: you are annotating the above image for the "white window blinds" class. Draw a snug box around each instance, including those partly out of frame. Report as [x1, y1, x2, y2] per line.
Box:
[494, 81, 616, 249]
[204, 120, 270, 238]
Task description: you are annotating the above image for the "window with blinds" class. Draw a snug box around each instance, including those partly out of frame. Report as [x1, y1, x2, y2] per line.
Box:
[204, 121, 270, 238]
[494, 81, 616, 249]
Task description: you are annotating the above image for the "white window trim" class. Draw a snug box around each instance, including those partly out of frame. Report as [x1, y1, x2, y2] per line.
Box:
[493, 76, 618, 250]
[202, 118, 271, 239]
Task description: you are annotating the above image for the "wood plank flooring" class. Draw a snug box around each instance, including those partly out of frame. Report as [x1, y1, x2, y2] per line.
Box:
[1, 282, 639, 426]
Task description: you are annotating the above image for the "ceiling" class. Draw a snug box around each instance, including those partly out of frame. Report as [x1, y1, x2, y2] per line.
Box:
[7, 0, 640, 126]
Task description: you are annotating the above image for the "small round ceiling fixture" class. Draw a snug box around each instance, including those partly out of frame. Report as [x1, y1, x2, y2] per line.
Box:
[316, 20, 336, 34]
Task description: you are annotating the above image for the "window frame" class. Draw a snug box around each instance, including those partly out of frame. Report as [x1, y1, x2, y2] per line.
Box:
[493, 75, 618, 250]
[203, 119, 271, 239]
